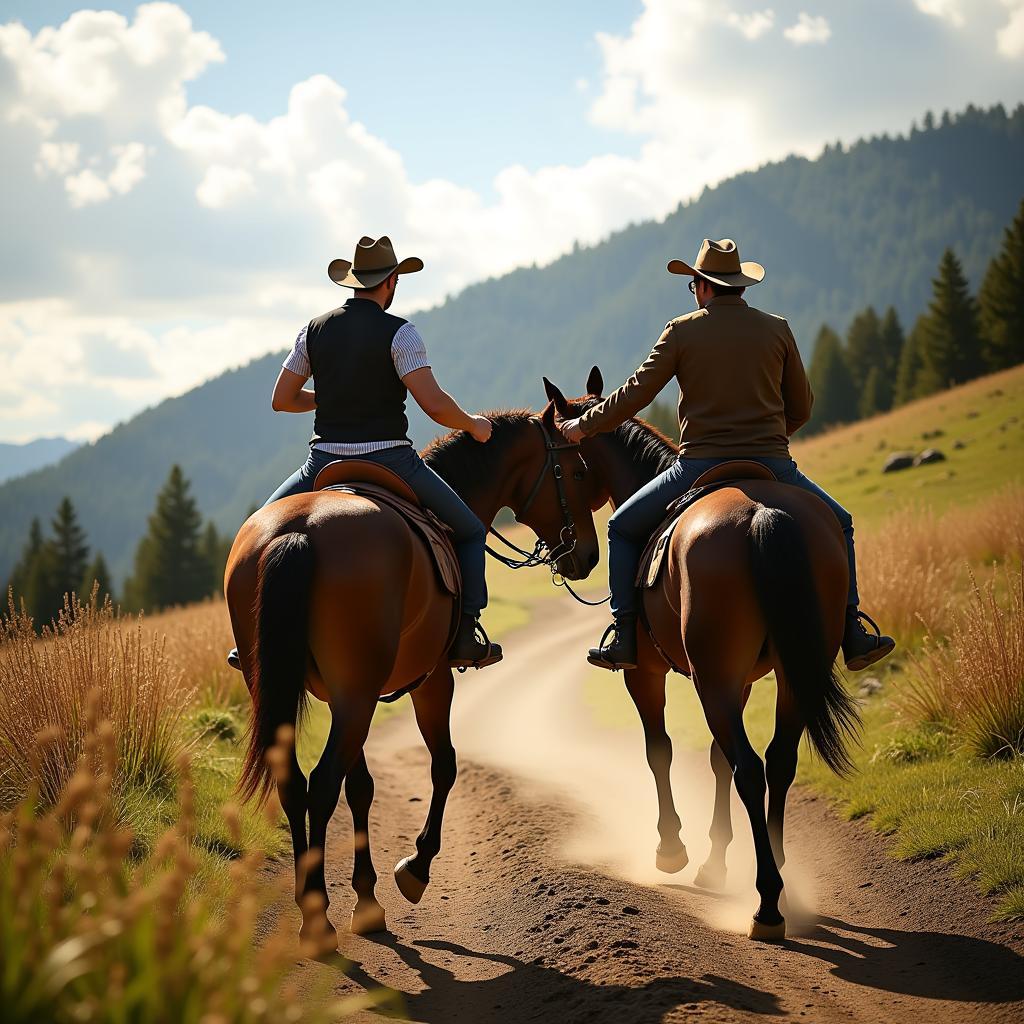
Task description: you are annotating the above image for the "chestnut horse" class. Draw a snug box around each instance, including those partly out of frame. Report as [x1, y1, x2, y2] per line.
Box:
[545, 369, 859, 940]
[225, 402, 601, 946]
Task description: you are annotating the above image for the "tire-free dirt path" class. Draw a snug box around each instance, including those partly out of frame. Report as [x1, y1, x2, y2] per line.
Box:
[281, 600, 1024, 1023]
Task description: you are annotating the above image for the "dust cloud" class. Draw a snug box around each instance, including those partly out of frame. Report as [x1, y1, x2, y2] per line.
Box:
[446, 599, 822, 937]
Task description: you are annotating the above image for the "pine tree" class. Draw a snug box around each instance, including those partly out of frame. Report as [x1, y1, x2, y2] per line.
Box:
[876, 306, 905, 411]
[47, 496, 90, 611]
[894, 318, 926, 406]
[979, 197, 1024, 371]
[6, 518, 44, 604]
[81, 552, 114, 605]
[859, 366, 885, 420]
[916, 248, 984, 393]
[126, 465, 212, 611]
[201, 521, 231, 595]
[844, 306, 884, 398]
[806, 325, 858, 433]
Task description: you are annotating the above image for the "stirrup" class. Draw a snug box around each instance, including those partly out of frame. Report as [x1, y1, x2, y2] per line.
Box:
[850, 609, 882, 636]
[587, 621, 637, 671]
[450, 620, 502, 672]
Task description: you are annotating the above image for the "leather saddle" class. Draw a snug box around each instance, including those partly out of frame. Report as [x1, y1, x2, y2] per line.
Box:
[636, 461, 777, 590]
[313, 460, 462, 598]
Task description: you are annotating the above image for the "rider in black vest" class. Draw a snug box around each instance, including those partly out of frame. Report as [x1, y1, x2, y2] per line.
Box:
[228, 236, 500, 671]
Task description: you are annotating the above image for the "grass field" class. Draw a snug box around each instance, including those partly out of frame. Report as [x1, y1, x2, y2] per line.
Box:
[581, 365, 1024, 920]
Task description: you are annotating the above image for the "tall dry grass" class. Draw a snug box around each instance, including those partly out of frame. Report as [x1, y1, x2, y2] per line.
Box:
[0, 719, 362, 1023]
[0, 590, 192, 812]
[900, 567, 1024, 758]
[857, 485, 1024, 640]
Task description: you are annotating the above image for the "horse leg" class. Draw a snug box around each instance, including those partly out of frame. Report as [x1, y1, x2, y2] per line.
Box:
[395, 665, 457, 904]
[766, 684, 804, 876]
[698, 680, 786, 941]
[624, 666, 687, 873]
[301, 690, 377, 949]
[278, 743, 310, 905]
[695, 683, 752, 891]
[344, 752, 387, 935]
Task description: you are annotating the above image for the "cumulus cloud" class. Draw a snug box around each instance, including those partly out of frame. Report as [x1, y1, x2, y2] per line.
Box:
[784, 13, 832, 44]
[0, 0, 1022, 442]
[915, 0, 965, 26]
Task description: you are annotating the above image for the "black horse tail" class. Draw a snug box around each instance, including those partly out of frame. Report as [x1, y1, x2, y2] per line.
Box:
[237, 532, 315, 805]
[748, 506, 860, 776]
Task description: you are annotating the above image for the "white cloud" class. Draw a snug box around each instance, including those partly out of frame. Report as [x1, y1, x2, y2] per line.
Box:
[997, 1, 1024, 56]
[915, 0, 965, 26]
[727, 9, 776, 40]
[0, 1, 1022, 443]
[784, 12, 832, 45]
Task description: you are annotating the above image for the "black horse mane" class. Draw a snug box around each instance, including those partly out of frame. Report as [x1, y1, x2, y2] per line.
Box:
[571, 396, 678, 477]
[422, 409, 536, 496]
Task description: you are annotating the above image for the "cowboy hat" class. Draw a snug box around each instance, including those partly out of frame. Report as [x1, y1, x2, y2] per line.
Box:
[328, 235, 424, 289]
[667, 237, 765, 288]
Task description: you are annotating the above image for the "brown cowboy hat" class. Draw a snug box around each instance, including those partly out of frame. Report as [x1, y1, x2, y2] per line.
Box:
[667, 237, 765, 288]
[328, 235, 424, 289]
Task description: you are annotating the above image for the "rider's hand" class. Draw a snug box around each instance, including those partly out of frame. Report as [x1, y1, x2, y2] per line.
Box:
[559, 417, 585, 444]
[468, 415, 493, 443]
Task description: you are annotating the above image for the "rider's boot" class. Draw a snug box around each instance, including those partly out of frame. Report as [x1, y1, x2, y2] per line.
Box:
[842, 608, 896, 671]
[448, 613, 503, 669]
[227, 647, 241, 671]
[588, 615, 638, 671]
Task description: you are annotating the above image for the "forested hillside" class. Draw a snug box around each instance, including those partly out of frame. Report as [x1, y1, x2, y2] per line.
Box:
[1, 104, 1021, 584]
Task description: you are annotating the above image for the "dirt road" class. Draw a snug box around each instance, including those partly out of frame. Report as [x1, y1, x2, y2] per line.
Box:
[280, 600, 1024, 1023]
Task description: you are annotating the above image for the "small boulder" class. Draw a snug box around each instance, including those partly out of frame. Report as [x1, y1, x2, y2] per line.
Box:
[858, 676, 883, 698]
[914, 448, 946, 466]
[883, 452, 916, 473]
[921, 428, 944, 440]
[952, 439, 968, 450]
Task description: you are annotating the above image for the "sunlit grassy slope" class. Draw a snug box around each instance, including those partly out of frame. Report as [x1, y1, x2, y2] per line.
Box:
[790, 364, 1024, 526]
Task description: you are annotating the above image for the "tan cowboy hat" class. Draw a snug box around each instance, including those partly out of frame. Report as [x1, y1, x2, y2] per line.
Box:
[667, 237, 765, 288]
[328, 235, 424, 289]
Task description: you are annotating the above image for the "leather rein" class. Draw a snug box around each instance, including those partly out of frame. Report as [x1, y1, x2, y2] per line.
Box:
[485, 417, 610, 607]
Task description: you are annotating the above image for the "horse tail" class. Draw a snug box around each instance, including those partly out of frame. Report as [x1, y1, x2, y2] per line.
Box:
[237, 532, 315, 805]
[747, 505, 860, 776]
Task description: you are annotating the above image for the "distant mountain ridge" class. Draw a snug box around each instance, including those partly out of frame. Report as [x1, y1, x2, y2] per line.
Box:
[1, 103, 1021, 584]
[0, 437, 78, 486]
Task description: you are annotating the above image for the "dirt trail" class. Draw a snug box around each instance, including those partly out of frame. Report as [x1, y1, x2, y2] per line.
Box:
[280, 600, 1024, 1023]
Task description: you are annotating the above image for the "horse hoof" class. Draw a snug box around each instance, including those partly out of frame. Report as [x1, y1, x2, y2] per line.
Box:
[394, 856, 428, 904]
[748, 916, 786, 942]
[693, 862, 726, 891]
[299, 916, 338, 956]
[655, 845, 689, 874]
[350, 900, 388, 936]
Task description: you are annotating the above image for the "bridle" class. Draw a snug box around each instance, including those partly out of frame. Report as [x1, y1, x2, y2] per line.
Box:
[485, 416, 610, 607]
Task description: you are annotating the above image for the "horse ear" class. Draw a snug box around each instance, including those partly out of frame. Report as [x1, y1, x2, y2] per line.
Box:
[542, 377, 570, 416]
[540, 399, 557, 429]
[586, 365, 604, 397]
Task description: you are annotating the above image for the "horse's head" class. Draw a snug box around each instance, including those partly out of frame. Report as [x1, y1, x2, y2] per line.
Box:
[543, 367, 677, 510]
[503, 398, 602, 581]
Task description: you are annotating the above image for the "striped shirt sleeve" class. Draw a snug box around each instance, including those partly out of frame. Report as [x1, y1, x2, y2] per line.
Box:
[392, 322, 430, 379]
[282, 324, 311, 378]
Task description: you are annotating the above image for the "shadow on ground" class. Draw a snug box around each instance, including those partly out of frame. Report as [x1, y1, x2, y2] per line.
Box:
[326, 933, 783, 1023]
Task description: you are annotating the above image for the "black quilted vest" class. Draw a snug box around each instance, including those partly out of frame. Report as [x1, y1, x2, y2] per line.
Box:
[306, 298, 410, 446]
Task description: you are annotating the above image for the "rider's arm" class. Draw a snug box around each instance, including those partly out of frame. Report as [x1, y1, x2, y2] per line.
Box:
[780, 322, 813, 435]
[403, 367, 479, 433]
[577, 323, 678, 437]
[271, 367, 316, 413]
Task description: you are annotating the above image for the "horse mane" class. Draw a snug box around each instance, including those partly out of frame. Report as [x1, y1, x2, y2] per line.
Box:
[422, 409, 536, 496]
[570, 396, 679, 477]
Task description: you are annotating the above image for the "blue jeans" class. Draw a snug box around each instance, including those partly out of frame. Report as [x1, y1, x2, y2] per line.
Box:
[265, 445, 488, 617]
[608, 456, 859, 618]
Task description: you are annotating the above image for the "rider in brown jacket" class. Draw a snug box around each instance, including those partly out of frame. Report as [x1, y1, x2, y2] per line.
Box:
[558, 238, 895, 672]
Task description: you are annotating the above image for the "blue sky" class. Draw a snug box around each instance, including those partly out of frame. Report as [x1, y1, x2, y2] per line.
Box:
[6, 1, 641, 195]
[1, 1, 1022, 444]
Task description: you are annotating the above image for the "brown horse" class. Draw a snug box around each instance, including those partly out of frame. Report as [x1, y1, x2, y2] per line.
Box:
[544, 369, 859, 940]
[225, 402, 601, 946]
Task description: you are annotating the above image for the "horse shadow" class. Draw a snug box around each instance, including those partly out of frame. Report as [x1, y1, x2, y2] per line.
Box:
[323, 932, 784, 1023]
[784, 914, 1024, 1004]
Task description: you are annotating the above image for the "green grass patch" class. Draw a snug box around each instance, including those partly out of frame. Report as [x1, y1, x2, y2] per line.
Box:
[791, 364, 1024, 528]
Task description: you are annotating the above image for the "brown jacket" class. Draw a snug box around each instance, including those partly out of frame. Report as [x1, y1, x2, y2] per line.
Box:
[578, 295, 813, 458]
